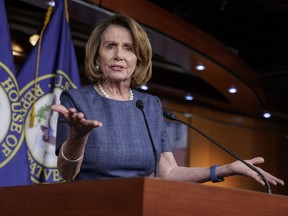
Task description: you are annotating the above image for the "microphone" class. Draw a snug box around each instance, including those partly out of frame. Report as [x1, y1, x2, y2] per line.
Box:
[136, 100, 158, 177]
[163, 110, 272, 194]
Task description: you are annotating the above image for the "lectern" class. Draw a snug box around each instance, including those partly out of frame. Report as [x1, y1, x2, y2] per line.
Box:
[0, 178, 287, 215]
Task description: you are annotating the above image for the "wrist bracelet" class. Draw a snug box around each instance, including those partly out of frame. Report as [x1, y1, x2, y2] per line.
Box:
[210, 165, 224, 183]
[61, 146, 83, 163]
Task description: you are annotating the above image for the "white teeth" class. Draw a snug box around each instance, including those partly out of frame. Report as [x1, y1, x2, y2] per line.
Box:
[111, 66, 123, 69]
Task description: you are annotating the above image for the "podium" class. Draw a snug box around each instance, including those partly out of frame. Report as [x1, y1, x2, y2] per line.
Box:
[0, 177, 287, 216]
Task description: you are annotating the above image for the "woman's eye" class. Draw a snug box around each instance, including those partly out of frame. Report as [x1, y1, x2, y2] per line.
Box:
[124, 46, 133, 52]
[106, 44, 115, 49]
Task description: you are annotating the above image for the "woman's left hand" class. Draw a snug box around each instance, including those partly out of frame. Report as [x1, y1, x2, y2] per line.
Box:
[227, 157, 284, 186]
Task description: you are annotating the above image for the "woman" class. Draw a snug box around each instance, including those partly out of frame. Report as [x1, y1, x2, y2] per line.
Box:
[52, 14, 284, 187]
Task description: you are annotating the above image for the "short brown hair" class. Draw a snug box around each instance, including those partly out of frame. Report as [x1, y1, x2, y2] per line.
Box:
[85, 14, 152, 87]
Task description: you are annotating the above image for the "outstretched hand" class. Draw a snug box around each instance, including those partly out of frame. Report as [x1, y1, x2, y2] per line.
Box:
[228, 157, 284, 186]
[51, 104, 102, 136]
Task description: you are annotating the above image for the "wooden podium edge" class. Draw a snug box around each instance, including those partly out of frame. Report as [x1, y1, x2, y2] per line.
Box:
[0, 177, 287, 216]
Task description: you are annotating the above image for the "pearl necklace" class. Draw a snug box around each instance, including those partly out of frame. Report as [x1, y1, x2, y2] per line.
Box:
[97, 81, 133, 101]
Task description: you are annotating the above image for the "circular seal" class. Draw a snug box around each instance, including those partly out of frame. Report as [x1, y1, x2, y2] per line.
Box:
[20, 70, 77, 182]
[0, 62, 24, 168]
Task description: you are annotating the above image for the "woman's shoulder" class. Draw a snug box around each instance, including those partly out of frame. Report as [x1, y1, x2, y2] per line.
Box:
[59, 85, 98, 110]
[60, 85, 97, 104]
[133, 89, 161, 107]
[62, 84, 94, 97]
[133, 89, 158, 100]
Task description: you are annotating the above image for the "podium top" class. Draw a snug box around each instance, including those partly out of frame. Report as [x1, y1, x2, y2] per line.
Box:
[0, 177, 287, 216]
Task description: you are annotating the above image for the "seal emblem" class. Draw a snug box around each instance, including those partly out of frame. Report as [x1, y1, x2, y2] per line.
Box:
[20, 70, 77, 183]
[0, 62, 24, 168]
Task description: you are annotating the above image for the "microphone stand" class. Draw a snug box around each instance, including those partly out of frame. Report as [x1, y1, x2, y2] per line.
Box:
[163, 110, 272, 194]
[137, 100, 158, 177]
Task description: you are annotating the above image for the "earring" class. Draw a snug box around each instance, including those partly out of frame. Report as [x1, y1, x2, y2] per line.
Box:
[96, 65, 100, 71]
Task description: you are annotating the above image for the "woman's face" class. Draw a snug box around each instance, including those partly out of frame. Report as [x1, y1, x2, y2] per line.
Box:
[98, 25, 137, 84]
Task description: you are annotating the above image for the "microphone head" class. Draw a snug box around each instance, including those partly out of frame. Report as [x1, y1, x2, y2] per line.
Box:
[163, 110, 178, 121]
[136, 99, 144, 110]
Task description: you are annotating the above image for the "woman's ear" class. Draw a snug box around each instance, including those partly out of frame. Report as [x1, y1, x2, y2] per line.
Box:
[95, 58, 100, 71]
[95, 57, 99, 65]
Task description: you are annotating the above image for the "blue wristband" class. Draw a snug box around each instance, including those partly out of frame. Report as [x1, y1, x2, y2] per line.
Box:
[210, 165, 224, 183]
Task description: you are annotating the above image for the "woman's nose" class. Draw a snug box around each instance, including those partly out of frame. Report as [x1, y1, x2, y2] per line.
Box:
[114, 48, 123, 60]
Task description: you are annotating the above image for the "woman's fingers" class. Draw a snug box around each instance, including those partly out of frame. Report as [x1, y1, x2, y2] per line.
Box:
[257, 167, 285, 186]
[249, 157, 264, 165]
[230, 157, 285, 187]
[51, 104, 103, 135]
[242, 158, 285, 186]
[51, 104, 69, 116]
